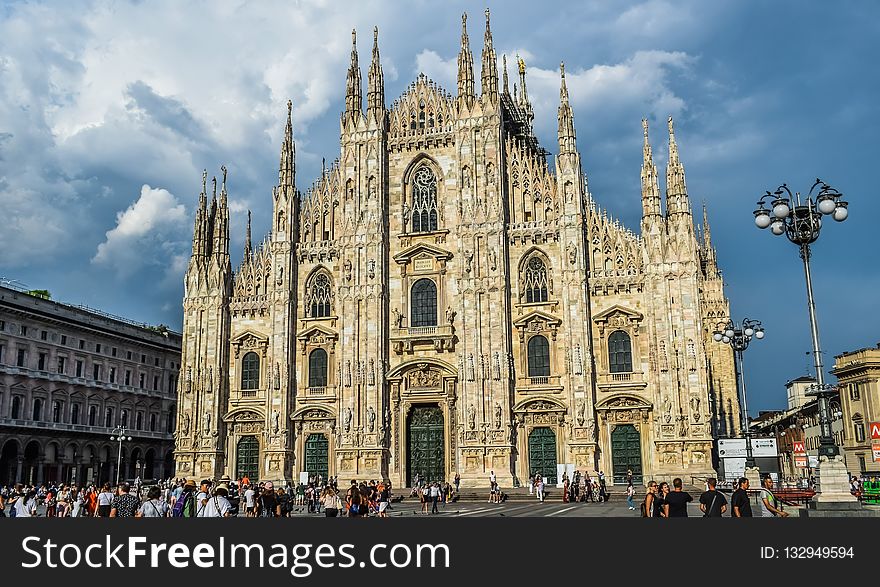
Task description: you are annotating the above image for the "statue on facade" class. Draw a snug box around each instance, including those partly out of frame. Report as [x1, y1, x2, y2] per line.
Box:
[344, 259, 352, 282]
[464, 249, 474, 274]
[576, 400, 586, 426]
[343, 407, 353, 433]
[367, 406, 376, 433]
[204, 412, 211, 433]
[182, 412, 191, 435]
[467, 404, 476, 430]
[489, 247, 498, 271]
[392, 307, 403, 328]
[272, 410, 280, 434]
[207, 366, 213, 392]
[587, 418, 596, 441]
[446, 306, 456, 325]
[567, 242, 577, 266]
[663, 395, 672, 424]
[494, 403, 502, 430]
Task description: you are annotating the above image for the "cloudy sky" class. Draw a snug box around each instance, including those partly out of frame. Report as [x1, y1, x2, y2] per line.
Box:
[1, 0, 877, 415]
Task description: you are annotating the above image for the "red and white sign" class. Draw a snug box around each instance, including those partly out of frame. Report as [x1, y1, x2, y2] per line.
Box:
[872, 441, 880, 463]
[870, 422, 880, 440]
[795, 455, 808, 468]
[793, 441, 806, 455]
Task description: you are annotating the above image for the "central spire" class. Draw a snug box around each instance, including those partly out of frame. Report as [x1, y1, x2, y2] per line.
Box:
[665, 116, 690, 217]
[344, 29, 362, 123]
[480, 8, 498, 99]
[641, 118, 662, 220]
[457, 13, 475, 108]
[279, 99, 295, 189]
[367, 26, 385, 122]
[557, 62, 576, 155]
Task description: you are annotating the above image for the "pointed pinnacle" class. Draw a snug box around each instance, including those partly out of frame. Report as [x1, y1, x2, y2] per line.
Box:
[221, 165, 227, 192]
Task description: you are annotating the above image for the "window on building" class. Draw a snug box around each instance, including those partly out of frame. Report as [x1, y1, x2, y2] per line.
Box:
[71, 403, 79, 425]
[308, 348, 329, 387]
[40, 330, 47, 341]
[410, 166, 438, 232]
[307, 272, 333, 318]
[11, 396, 22, 419]
[76, 360, 83, 377]
[154, 357, 160, 367]
[608, 330, 634, 373]
[0, 320, 4, 331]
[109, 367, 116, 383]
[141, 354, 146, 363]
[57, 356, 66, 374]
[0, 344, 4, 364]
[17, 348, 26, 367]
[149, 413, 157, 432]
[153, 375, 159, 391]
[167, 410, 175, 433]
[523, 256, 549, 303]
[527, 335, 551, 377]
[38, 352, 46, 371]
[410, 278, 437, 327]
[79, 340, 85, 349]
[96, 343, 101, 353]
[112, 347, 117, 357]
[60, 335, 66, 345]
[241, 352, 260, 390]
[139, 373, 145, 388]
[136, 412, 143, 430]
[121, 409, 128, 428]
[850, 384, 861, 401]
[858, 454, 867, 473]
[20, 325, 27, 336]
[93, 364, 101, 381]
[854, 421, 866, 443]
[127, 351, 132, 360]
[105, 407, 114, 428]
[52, 400, 62, 423]
[125, 370, 131, 386]
[32, 398, 42, 421]
[88, 405, 97, 426]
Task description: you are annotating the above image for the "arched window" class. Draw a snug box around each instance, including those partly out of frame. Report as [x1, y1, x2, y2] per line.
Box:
[105, 407, 114, 428]
[241, 352, 260, 390]
[52, 400, 62, 423]
[307, 272, 333, 318]
[608, 330, 633, 373]
[308, 349, 328, 388]
[136, 412, 143, 430]
[410, 166, 438, 233]
[527, 335, 551, 377]
[410, 279, 437, 327]
[32, 398, 43, 421]
[524, 256, 549, 303]
[149, 413, 157, 432]
[121, 408, 129, 428]
[11, 396, 21, 419]
[88, 405, 97, 426]
[854, 421, 865, 443]
[71, 403, 79, 425]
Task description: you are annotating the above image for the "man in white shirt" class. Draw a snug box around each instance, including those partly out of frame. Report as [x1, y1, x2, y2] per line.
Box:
[197, 484, 232, 517]
[244, 485, 256, 517]
[13, 489, 37, 517]
[196, 479, 212, 516]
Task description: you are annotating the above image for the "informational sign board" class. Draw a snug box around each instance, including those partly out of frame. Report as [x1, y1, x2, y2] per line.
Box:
[299, 471, 309, 484]
[795, 456, 808, 468]
[870, 422, 880, 440]
[792, 441, 806, 455]
[872, 440, 880, 463]
[717, 437, 778, 458]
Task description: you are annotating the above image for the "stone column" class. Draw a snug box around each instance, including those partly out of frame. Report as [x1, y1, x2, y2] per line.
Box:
[107, 461, 116, 485]
[15, 457, 23, 484]
[36, 460, 45, 485]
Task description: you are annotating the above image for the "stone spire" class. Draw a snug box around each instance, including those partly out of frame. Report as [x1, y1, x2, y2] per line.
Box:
[640, 118, 662, 219]
[213, 165, 230, 260]
[665, 116, 690, 217]
[457, 13, 475, 107]
[192, 169, 208, 259]
[517, 55, 534, 124]
[367, 27, 385, 122]
[557, 62, 577, 155]
[702, 202, 719, 276]
[279, 100, 295, 189]
[344, 29, 362, 123]
[243, 209, 252, 263]
[480, 8, 498, 99]
[502, 54, 510, 96]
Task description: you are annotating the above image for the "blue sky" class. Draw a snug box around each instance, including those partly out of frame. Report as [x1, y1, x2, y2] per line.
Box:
[0, 0, 877, 415]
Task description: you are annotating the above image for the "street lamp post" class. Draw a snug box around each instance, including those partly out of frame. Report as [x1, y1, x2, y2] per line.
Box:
[110, 426, 132, 486]
[713, 318, 765, 468]
[753, 179, 848, 459]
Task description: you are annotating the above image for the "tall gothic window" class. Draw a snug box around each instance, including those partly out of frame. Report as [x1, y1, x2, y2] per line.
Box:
[71, 403, 79, 425]
[88, 405, 97, 426]
[524, 256, 549, 303]
[410, 278, 437, 327]
[307, 272, 333, 318]
[527, 335, 551, 377]
[32, 398, 43, 421]
[241, 352, 260, 390]
[308, 349, 328, 388]
[410, 166, 438, 233]
[608, 330, 633, 373]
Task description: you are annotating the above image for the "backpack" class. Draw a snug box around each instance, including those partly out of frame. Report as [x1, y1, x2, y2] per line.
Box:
[172, 491, 194, 518]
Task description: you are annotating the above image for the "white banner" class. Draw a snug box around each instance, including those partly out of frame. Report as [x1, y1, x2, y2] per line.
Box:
[717, 437, 778, 458]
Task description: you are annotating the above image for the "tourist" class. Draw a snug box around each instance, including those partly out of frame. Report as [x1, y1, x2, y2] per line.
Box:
[430, 482, 441, 514]
[259, 481, 280, 517]
[198, 483, 232, 517]
[536, 475, 545, 502]
[243, 484, 256, 517]
[626, 482, 636, 510]
[731, 477, 753, 517]
[698, 477, 728, 517]
[664, 478, 693, 517]
[562, 475, 570, 503]
[454, 472, 461, 496]
[321, 486, 339, 517]
[759, 476, 789, 517]
[377, 482, 390, 517]
[137, 486, 170, 517]
[109, 482, 140, 518]
[642, 481, 659, 517]
[96, 483, 114, 518]
[13, 488, 38, 517]
[598, 476, 608, 503]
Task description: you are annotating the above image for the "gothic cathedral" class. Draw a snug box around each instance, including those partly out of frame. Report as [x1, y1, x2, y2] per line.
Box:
[174, 11, 740, 487]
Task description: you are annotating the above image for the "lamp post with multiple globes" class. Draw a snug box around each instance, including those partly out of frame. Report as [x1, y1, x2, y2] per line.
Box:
[753, 179, 848, 459]
[713, 318, 765, 468]
[110, 426, 132, 486]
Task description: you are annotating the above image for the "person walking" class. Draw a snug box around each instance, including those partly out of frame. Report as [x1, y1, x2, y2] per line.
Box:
[642, 481, 659, 517]
[536, 475, 545, 503]
[136, 486, 170, 517]
[626, 482, 636, 511]
[198, 483, 232, 517]
[109, 482, 140, 518]
[430, 482, 441, 514]
[731, 477, 753, 517]
[664, 478, 693, 517]
[698, 477, 728, 517]
[759, 476, 789, 517]
[321, 487, 339, 517]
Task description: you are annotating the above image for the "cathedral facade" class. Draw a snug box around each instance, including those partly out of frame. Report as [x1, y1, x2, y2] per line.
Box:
[174, 11, 740, 487]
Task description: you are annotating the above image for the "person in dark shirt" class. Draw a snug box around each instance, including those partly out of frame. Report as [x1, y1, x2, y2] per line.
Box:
[109, 482, 140, 518]
[731, 477, 753, 517]
[664, 477, 694, 517]
[698, 477, 728, 517]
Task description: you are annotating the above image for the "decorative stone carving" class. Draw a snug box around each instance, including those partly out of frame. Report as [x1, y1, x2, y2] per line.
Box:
[446, 306, 456, 324]
[368, 359, 376, 386]
[409, 365, 441, 388]
[464, 249, 473, 274]
[494, 403, 502, 430]
[182, 411, 191, 435]
[492, 352, 501, 380]
[392, 307, 403, 328]
[489, 247, 498, 271]
[273, 363, 281, 390]
[203, 412, 211, 433]
[576, 400, 585, 426]
[344, 259, 352, 282]
[272, 409, 280, 434]
[467, 404, 476, 430]
[367, 259, 376, 280]
[343, 406, 352, 433]
[567, 242, 577, 265]
[663, 395, 672, 424]
[366, 406, 376, 433]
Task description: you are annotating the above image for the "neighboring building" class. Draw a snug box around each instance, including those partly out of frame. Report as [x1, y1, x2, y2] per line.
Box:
[833, 343, 880, 475]
[786, 375, 816, 410]
[175, 12, 738, 487]
[0, 284, 181, 486]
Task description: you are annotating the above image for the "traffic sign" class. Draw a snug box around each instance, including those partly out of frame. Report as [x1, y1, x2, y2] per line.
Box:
[793, 441, 806, 455]
[870, 422, 880, 440]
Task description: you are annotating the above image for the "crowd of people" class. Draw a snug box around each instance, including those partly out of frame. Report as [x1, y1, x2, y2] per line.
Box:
[638, 475, 790, 518]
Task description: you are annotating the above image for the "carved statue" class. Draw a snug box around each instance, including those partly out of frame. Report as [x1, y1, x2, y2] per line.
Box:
[679, 416, 688, 437]
[576, 400, 586, 426]
[492, 352, 501, 381]
[204, 412, 211, 433]
[663, 395, 672, 424]
[587, 418, 595, 441]
[689, 396, 700, 414]
[494, 403, 502, 430]
[367, 259, 376, 280]
[368, 359, 376, 386]
[343, 259, 352, 282]
[367, 406, 376, 433]
[343, 407, 353, 433]
[467, 404, 476, 430]
[489, 247, 498, 271]
[272, 410, 280, 433]
[567, 242, 577, 265]
[276, 266, 283, 286]
[446, 306, 456, 324]
[402, 201, 410, 224]
[392, 308, 403, 328]
[207, 366, 213, 391]
[182, 412, 191, 435]
[464, 249, 474, 274]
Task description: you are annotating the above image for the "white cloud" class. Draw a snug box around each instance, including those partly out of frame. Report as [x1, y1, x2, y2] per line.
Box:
[414, 50, 457, 90]
[93, 185, 188, 276]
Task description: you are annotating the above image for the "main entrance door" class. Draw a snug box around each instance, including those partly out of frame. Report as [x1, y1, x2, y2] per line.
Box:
[235, 436, 259, 481]
[528, 427, 558, 484]
[611, 424, 643, 484]
[406, 405, 444, 485]
[304, 434, 329, 481]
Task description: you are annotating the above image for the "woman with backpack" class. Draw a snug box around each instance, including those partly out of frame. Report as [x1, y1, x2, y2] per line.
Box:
[96, 483, 114, 517]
